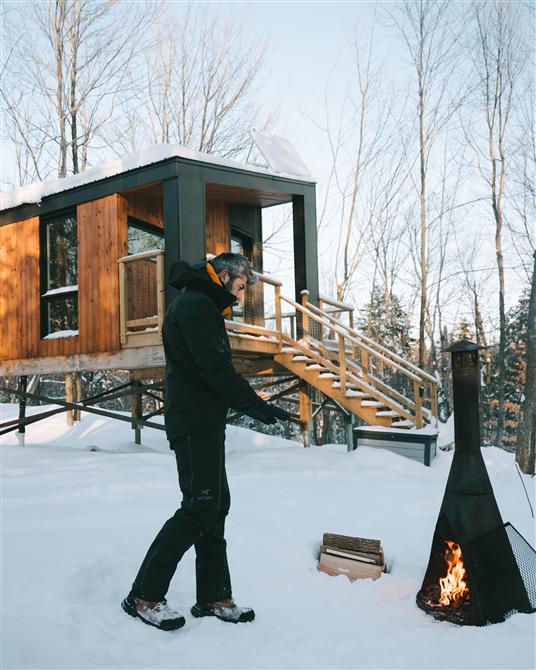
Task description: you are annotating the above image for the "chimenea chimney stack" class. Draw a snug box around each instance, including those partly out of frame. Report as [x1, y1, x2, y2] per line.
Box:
[416, 340, 535, 626]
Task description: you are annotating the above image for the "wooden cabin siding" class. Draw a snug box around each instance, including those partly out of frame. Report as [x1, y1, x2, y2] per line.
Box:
[0, 216, 40, 361]
[124, 189, 163, 229]
[206, 202, 229, 255]
[77, 194, 127, 354]
[0, 194, 129, 364]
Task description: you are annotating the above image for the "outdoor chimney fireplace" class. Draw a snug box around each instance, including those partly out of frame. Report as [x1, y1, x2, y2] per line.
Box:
[416, 340, 536, 626]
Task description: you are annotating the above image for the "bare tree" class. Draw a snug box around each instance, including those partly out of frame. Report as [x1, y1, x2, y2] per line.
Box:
[391, 0, 463, 368]
[313, 22, 410, 309]
[112, 4, 274, 161]
[2, 0, 156, 184]
[469, 0, 527, 447]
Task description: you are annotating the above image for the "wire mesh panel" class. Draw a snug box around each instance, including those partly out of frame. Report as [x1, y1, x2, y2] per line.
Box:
[126, 258, 158, 330]
[467, 521, 536, 623]
[505, 523, 536, 610]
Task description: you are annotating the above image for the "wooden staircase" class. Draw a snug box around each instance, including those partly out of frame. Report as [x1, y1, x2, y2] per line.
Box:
[275, 346, 413, 429]
[225, 277, 438, 431]
[272, 290, 438, 430]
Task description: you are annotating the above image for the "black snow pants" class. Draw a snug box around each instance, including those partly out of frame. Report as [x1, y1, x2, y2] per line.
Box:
[131, 429, 232, 605]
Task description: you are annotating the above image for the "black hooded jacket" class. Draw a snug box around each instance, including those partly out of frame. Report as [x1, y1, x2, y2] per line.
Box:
[162, 259, 265, 442]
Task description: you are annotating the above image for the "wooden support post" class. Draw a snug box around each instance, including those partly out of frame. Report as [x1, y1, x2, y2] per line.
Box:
[414, 381, 423, 429]
[17, 375, 27, 442]
[362, 349, 369, 381]
[300, 290, 310, 341]
[119, 260, 127, 345]
[299, 382, 313, 448]
[345, 413, 354, 453]
[65, 373, 74, 426]
[274, 284, 282, 341]
[74, 372, 82, 421]
[338, 334, 348, 395]
[431, 382, 439, 427]
[131, 379, 142, 445]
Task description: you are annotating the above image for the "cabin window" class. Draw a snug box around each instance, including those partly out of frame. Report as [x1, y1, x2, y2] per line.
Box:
[230, 229, 253, 261]
[230, 229, 253, 319]
[40, 210, 78, 337]
[128, 218, 164, 255]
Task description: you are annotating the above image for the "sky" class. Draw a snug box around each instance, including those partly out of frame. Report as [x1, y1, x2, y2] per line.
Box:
[1, 0, 533, 336]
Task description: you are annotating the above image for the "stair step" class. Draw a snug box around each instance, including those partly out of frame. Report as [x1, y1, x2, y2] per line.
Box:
[319, 373, 338, 379]
[391, 419, 414, 428]
[376, 410, 400, 417]
[292, 355, 314, 362]
[305, 363, 327, 370]
[346, 390, 366, 397]
[360, 400, 385, 408]
[332, 381, 358, 389]
[281, 347, 300, 354]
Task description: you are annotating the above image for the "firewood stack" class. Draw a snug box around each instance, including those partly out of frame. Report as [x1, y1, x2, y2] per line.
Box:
[318, 533, 385, 581]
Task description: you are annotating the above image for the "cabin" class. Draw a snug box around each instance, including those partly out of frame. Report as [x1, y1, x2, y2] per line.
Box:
[0, 135, 438, 450]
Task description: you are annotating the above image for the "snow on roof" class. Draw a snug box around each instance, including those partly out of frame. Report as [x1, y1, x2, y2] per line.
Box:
[0, 140, 315, 212]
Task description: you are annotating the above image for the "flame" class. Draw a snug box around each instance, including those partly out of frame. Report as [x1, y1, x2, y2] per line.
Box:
[438, 540, 469, 606]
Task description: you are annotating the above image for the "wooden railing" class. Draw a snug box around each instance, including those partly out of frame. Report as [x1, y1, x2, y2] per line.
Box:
[115, 261, 438, 427]
[250, 276, 438, 428]
[117, 250, 165, 347]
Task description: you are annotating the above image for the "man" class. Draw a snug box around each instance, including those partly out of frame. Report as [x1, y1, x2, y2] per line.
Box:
[121, 252, 291, 631]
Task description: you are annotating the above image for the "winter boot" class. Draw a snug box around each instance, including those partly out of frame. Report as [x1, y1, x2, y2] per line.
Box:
[121, 592, 185, 631]
[191, 598, 255, 624]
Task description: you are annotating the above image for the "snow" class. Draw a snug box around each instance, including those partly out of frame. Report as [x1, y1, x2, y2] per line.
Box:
[0, 140, 315, 212]
[42, 329, 79, 340]
[41, 285, 78, 298]
[1, 403, 535, 670]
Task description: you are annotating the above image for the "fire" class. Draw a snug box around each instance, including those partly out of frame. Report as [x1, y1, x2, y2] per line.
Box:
[438, 540, 469, 606]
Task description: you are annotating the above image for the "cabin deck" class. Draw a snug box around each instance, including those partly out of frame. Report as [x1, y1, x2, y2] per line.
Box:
[1, 256, 438, 432]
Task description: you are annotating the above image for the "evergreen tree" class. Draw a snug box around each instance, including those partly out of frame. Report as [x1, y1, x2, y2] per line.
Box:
[452, 317, 474, 342]
[481, 291, 530, 449]
[359, 288, 413, 396]
[360, 288, 413, 357]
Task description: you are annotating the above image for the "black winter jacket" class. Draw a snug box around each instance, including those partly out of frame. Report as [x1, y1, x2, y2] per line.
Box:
[162, 260, 265, 442]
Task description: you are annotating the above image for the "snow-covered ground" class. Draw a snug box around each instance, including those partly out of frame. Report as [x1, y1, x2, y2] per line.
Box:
[1, 404, 534, 670]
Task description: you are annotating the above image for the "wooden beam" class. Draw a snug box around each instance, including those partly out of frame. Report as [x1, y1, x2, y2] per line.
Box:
[299, 381, 313, 447]
[65, 373, 74, 426]
[129, 367, 166, 380]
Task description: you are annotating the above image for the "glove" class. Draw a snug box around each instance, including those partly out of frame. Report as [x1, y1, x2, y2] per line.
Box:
[245, 401, 292, 425]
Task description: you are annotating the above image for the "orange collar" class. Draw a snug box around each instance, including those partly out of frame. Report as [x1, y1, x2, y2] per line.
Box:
[206, 262, 233, 319]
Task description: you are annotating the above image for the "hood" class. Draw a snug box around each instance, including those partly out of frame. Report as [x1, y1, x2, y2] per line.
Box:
[168, 259, 237, 313]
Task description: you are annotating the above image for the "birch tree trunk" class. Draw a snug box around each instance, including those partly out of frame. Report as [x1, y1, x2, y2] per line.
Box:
[472, 1, 522, 447]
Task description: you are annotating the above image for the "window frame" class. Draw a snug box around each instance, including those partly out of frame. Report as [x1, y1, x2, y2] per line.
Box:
[39, 208, 79, 339]
[230, 227, 253, 261]
[127, 216, 164, 256]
